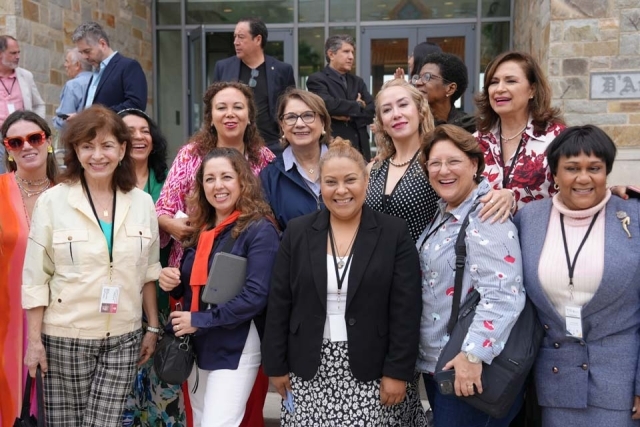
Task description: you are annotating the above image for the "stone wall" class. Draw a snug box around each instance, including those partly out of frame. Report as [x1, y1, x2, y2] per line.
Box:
[0, 0, 153, 127]
[513, 0, 551, 71]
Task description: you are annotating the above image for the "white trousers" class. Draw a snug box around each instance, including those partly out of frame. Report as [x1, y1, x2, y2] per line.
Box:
[188, 321, 261, 427]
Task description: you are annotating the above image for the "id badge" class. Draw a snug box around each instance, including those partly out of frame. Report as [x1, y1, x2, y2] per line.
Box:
[7, 103, 15, 114]
[100, 286, 120, 313]
[565, 305, 583, 338]
[328, 314, 348, 342]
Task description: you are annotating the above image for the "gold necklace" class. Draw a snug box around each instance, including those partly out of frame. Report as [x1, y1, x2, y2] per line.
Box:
[16, 179, 50, 197]
[94, 195, 114, 217]
[500, 124, 527, 141]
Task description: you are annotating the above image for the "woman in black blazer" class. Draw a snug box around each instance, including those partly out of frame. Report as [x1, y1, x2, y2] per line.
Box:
[262, 138, 422, 426]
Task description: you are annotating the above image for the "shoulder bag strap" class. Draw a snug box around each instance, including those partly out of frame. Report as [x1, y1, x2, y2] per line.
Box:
[446, 201, 481, 335]
[36, 366, 45, 427]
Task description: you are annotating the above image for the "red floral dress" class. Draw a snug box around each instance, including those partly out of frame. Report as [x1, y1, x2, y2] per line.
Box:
[475, 119, 566, 211]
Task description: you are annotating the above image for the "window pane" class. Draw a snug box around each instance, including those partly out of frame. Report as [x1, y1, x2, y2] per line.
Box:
[157, 0, 181, 25]
[479, 22, 510, 90]
[361, 0, 477, 21]
[330, 0, 356, 22]
[300, 0, 324, 23]
[482, 0, 510, 17]
[157, 31, 185, 158]
[299, 28, 325, 89]
[186, 0, 293, 24]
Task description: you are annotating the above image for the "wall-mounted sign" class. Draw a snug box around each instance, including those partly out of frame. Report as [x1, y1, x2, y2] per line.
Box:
[590, 72, 640, 99]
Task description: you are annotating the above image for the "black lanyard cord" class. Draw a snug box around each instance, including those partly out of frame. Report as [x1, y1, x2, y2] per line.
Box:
[499, 124, 525, 189]
[417, 210, 453, 252]
[328, 223, 358, 291]
[0, 77, 16, 95]
[560, 211, 600, 288]
[81, 177, 117, 263]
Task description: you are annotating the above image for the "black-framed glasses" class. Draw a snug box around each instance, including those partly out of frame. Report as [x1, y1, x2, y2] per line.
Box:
[411, 72, 450, 85]
[280, 111, 317, 126]
[248, 69, 259, 88]
[4, 131, 47, 150]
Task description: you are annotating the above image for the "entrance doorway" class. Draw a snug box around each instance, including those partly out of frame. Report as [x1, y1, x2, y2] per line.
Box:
[187, 26, 294, 135]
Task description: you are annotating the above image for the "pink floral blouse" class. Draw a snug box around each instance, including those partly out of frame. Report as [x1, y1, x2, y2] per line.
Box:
[155, 142, 275, 267]
[475, 119, 566, 212]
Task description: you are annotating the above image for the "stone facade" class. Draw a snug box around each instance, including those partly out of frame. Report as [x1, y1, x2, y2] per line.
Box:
[0, 0, 153, 128]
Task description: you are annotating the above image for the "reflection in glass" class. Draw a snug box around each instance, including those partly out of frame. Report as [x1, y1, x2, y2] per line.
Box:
[157, 0, 181, 25]
[298, 28, 325, 89]
[186, 0, 293, 25]
[360, 0, 476, 21]
[157, 31, 184, 157]
[330, 0, 356, 22]
[300, 0, 324, 23]
[482, 0, 510, 17]
[369, 38, 408, 96]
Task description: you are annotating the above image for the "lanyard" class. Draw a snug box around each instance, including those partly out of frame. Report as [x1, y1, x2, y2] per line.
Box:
[81, 178, 117, 264]
[417, 210, 453, 252]
[499, 124, 525, 189]
[0, 77, 16, 95]
[328, 224, 357, 292]
[560, 212, 599, 297]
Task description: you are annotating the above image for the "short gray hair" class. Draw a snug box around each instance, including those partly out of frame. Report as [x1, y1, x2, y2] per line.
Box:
[66, 48, 92, 71]
[324, 35, 354, 64]
[72, 22, 110, 46]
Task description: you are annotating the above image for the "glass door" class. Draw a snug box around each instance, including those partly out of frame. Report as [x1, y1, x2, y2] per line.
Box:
[188, 26, 205, 135]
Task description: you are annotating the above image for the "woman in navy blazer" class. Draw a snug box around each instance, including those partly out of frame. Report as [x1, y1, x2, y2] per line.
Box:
[515, 125, 640, 427]
[262, 138, 422, 425]
[159, 148, 279, 427]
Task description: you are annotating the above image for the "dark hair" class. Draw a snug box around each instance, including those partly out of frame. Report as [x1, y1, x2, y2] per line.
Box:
[118, 108, 169, 182]
[191, 81, 265, 167]
[238, 17, 268, 49]
[410, 42, 442, 75]
[475, 51, 564, 134]
[414, 52, 468, 106]
[71, 21, 110, 46]
[276, 88, 332, 148]
[60, 105, 136, 192]
[546, 125, 616, 176]
[0, 35, 17, 52]
[185, 147, 274, 246]
[1, 110, 59, 182]
[324, 35, 355, 64]
[420, 124, 485, 183]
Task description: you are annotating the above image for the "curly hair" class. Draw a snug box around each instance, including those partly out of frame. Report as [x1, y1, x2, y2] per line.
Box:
[276, 88, 332, 148]
[414, 52, 469, 106]
[118, 108, 169, 182]
[59, 105, 136, 192]
[190, 82, 265, 167]
[1, 110, 59, 182]
[373, 79, 435, 160]
[184, 147, 275, 247]
[475, 51, 564, 134]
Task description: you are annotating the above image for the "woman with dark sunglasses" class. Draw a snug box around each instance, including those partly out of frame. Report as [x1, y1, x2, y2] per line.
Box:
[0, 110, 58, 425]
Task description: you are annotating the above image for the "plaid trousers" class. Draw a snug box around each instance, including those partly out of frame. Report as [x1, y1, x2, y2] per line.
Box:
[43, 329, 142, 427]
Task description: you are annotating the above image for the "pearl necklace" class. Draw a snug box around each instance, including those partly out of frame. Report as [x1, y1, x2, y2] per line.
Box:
[500, 124, 527, 141]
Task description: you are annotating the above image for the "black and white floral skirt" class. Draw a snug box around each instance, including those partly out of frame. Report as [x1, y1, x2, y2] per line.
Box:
[281, 339, 427, 426]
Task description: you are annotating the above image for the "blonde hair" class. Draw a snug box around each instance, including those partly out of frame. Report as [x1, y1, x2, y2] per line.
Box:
[373, 79, 434, 160]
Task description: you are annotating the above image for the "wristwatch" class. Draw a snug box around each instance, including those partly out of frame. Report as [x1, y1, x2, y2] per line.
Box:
[464, 352, 481, 364]
[146, 325, 162, 335]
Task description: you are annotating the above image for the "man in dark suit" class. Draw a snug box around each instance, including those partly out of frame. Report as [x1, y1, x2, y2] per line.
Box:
[306, 35, 375, 160]
[213, 18, 295, 156]
[72, 21, 147, 115]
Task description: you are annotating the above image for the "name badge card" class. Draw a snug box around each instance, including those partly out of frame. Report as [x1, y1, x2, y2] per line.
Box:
[100, 286, 120, 313]
[328, 314, 348, 342]
[565, 305, 583, 338]
[7, 103, 15, 114]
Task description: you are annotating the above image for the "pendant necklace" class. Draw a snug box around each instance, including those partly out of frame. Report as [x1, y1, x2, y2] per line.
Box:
[329, 224, 359, 269]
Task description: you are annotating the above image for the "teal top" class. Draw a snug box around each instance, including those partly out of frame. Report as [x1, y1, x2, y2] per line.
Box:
[99, 219, 113, 256]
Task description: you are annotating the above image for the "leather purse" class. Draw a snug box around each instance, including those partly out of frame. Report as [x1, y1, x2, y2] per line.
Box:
[14, 366, 44, 427]
[433, 203, 544, 419]
[154, 330, 195, 386]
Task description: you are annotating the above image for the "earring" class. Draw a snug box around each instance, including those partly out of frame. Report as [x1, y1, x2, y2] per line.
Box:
[473, 172, 477, 179]
[47, 145, 53, 154]
[321, 129, 326, 136]
[247, 121, 251, 125]
[554, 183, 559, 191]
[7, 154, 14, 162]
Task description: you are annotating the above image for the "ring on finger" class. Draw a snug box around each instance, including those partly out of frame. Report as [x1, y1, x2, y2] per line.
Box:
[489, 199, 495, 204]
[467, 384, 474, 389]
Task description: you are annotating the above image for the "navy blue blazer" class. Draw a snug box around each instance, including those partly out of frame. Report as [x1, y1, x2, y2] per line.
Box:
[306, 66, 375, 160]
[262, 206, 422, 383]
[213, 55, 295, 128]
[173, 218, 280, 371]
[515, 197, 640, 411]
[259, 155, 324, 231]
[84, 52, 147, 112]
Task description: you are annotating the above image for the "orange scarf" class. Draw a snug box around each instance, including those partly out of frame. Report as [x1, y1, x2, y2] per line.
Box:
[189, 210, 241, 312]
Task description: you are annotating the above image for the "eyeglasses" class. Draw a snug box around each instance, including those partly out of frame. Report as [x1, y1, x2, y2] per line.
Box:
[248, 69, 259, 88]
[281, 111, 317, 126]
[425, 157, 468, 173]
[3, 131, 47, 150]
[411, 72, 449, 85]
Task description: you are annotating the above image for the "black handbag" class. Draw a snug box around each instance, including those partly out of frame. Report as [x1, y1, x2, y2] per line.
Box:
[14, 367, 44, 427]
[153, 328, 196, 386]
[434, 203, 544, 419]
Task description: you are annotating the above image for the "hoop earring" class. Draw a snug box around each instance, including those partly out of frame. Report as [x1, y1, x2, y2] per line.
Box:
[553, 183, 559, 191]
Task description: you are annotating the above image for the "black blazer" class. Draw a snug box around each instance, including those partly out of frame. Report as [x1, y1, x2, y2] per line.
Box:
[306, 66, 375, 161]
[84, 52, 147, 112]
[262, 205, 421, 382]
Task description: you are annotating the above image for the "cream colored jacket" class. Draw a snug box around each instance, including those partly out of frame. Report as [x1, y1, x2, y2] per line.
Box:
[22, 181, 161, 339]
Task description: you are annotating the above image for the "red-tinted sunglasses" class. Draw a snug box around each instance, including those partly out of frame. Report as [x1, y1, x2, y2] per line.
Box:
[3, 131, 47, 150]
